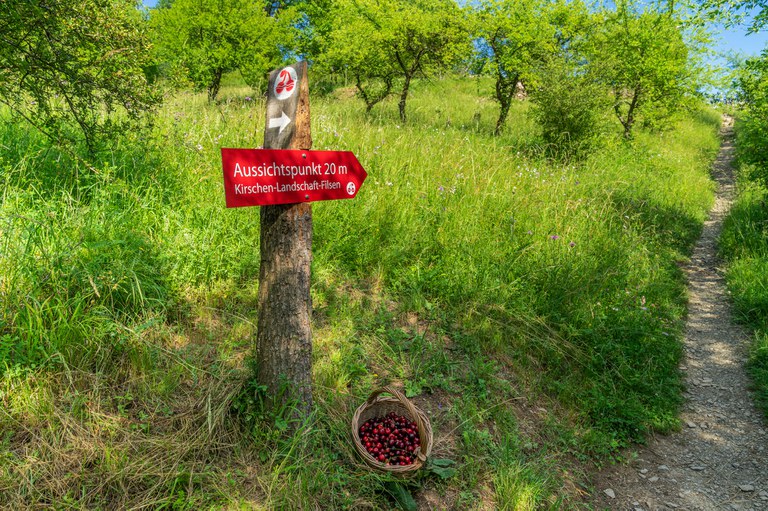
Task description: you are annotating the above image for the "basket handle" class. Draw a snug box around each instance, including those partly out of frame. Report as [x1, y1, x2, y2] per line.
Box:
[366, 385, 428, 462]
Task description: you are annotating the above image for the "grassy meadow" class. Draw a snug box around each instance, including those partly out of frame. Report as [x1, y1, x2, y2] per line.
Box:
[720, 119, 768, 419]
[0, 75, 722, 509]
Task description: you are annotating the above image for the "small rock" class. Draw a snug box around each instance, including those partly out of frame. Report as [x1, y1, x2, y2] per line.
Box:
[691, 466, 706, 471]
[604, 488, 616, 499]
[640, 468, 649, 474]
[759, 490, 768, 497]
[686, 421, 697, 428]
[739, 484, 755, 492]
[665, 503, 679, 509]
[658, 465, 670, 471]
[649, 476, 660, 483]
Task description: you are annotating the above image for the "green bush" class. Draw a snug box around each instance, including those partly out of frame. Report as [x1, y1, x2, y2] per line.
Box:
[530, 58, 611, 158]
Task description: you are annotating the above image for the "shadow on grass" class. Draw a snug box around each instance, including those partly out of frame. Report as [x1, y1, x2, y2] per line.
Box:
[611, 191, 704, 256]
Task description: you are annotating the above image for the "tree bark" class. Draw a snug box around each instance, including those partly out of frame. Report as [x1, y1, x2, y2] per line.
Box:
[399, 73, 411, 123]
[256, 62, 313, 413]
[615, 85, 641, 139]
[494, 74, 517, 136]
[256, 202, 313, 412]
[208, 67, 223, 102]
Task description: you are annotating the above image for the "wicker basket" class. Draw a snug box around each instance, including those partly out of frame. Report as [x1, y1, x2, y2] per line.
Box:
[351, 385, 433, 475]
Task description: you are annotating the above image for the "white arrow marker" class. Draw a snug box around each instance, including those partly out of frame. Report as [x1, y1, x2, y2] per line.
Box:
[268, 111, 291, 134]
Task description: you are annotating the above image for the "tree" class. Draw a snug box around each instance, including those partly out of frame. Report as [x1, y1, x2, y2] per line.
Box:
[150, 0, 291, 101]
[0, 0, 160, 153]
[734, 49, 768, 167]
[323, 3, 397, 112]
[324, 0, 471, 122]
[700, 0, 768, 33]
[587, 2, 692, 138]
[472, 0, 558, 135]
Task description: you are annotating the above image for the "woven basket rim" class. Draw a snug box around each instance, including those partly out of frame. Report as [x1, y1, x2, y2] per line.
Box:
[351, 386, 433, 474]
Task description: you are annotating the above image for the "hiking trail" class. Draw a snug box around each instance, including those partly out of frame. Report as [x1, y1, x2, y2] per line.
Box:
[590, 116, 768, 511]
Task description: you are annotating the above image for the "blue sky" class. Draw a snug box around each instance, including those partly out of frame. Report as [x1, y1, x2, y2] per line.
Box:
[715, 25, 768, 59]
[141, 0, 767, 60]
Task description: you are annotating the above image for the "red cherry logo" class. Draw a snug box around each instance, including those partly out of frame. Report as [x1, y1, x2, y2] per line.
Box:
[276, 69, 295, 94]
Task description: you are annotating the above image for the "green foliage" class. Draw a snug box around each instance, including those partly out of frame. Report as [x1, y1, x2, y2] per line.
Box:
[722, 47, 768, 416]
[149, 0, 290, 100]
[321, 0, 471, 121]
[734, 50, 768, 172]
[0, 76, 721, 507]
[0, 0, 159, 153]
[587, 1, 694, 138]
[530, 57, 611, 158]
[720, 171, 768, 418]
[471, 0, 559, 135]
[700, 0, 768, 33]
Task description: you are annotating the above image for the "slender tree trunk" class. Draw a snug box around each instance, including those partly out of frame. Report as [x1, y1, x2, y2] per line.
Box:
[495, 98, 511, 136]
[494, 73, 517, 136]
[355, 73, 392, 113]
[399, 73, 411, 123]
[615, 86, 641, 139]
[208, 68, 223, 102]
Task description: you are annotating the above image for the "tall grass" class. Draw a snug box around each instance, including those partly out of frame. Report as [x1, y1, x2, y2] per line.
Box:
[0, 75, 721, 508]
[720, 121, 768, 417]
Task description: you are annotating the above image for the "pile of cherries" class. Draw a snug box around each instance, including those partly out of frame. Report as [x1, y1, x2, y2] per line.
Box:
[358, 411, 421, 466]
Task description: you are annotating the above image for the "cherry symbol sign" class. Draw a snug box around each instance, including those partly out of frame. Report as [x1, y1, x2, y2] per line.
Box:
[274, 67, 298, 100]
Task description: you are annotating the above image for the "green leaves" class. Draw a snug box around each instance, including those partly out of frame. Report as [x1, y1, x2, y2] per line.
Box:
[384, 482, 417, 511]
[149, 0, 291, 101]
[381, 461, 456, 511]
[471, 0, 597, 135]
[0, 0, 160, 153]
[427, 458, 458, 480]
[320, 0, 471, 120]
[586, 1, 693, 137]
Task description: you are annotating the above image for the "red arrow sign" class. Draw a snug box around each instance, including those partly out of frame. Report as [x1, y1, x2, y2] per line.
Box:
[221, 148, 367, 208]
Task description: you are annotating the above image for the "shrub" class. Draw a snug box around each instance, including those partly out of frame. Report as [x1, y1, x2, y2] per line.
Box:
[530, 58, 610, 158]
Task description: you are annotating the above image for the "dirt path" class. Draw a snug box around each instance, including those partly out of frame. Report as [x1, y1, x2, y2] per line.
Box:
[590, 117, 768, 511]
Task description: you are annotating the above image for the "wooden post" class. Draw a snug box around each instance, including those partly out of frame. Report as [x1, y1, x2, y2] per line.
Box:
[256, 61, 313, 412]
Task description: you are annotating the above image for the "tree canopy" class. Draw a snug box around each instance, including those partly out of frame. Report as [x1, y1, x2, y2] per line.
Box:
[587, 2, 693, 137]
[0, 0, 159, 153]
[322, 0, 471, 122]
[472, 0, 559, 135]
[150, 0, 291, 101]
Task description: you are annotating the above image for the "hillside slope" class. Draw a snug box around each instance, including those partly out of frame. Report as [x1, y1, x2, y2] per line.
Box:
[0, 77, 721, 509]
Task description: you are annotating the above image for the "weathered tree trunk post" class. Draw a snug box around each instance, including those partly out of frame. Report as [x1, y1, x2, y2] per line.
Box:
[256, 61, 313, 413]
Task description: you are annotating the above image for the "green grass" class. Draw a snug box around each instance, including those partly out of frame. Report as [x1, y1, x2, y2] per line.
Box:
[720, 122, 768, 418]
[0, 75, 722, 509]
